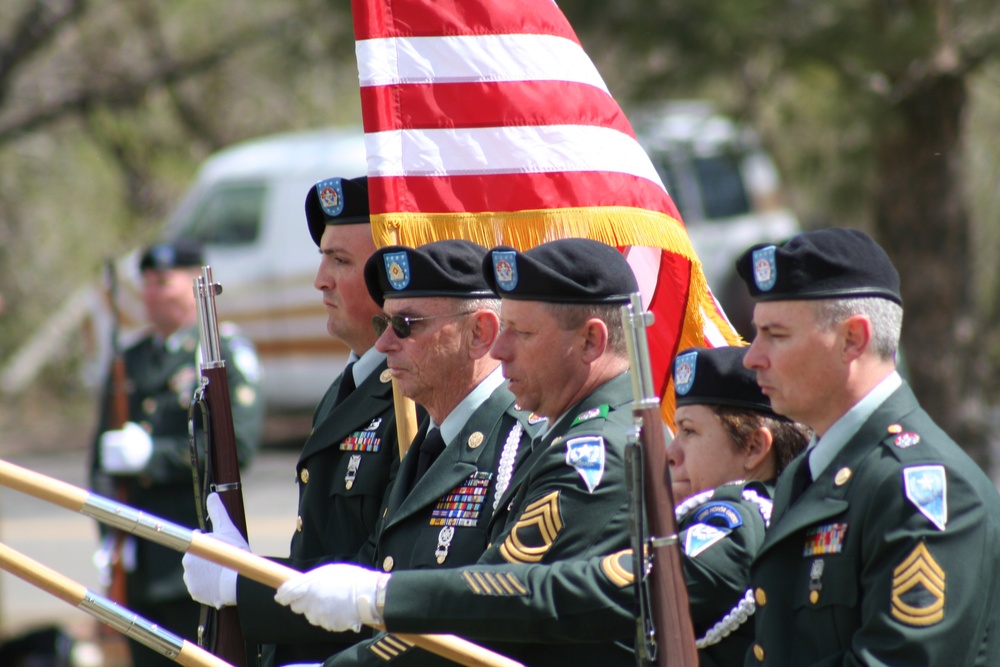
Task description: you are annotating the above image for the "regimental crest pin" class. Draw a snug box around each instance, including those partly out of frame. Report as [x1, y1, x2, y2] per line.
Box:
[492, 251, 518, 292]
[904, 465, 948, 530]
[752, 245, 777, 291]
[383, 251, 411, 291]
[315, 178, 345, 217]
[565, 436, 605, 493]
[674, 350, 698, 396]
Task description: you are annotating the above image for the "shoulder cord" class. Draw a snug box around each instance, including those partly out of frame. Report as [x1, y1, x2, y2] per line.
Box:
[493, 421, 523, 511]
[673, 483, 774, 648]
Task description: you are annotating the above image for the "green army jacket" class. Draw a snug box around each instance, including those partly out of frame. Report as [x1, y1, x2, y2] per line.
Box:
[747, 382, 1000, 666]
[375, 479, 773, 667]
[327, 372, 637, 667]
[237, 359, 403, 666]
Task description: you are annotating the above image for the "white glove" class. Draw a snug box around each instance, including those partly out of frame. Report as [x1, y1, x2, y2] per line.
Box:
[182, 492, 249, 608]
[99, 421, 153, 474]
[274, 563, 386, 633]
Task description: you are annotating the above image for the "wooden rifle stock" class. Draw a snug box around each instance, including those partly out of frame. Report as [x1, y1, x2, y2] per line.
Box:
[621, 294, 698, 667]
[192, 266, 248, 667]
[100, 260, 129, 657]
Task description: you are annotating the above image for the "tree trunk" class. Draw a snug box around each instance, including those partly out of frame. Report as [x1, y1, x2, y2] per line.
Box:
[873, 72, 991, 472]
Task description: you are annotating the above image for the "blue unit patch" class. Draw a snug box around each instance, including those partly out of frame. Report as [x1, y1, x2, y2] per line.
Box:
[683, 523, 729, 558]
[693, 501, 744, 530]
[904, 465, 948, 530]
[752, 245, 777, 291]
[674, 350, 698, 396]
[492, 250, 518, 292]
[383, 251, 411, 291]
[565, 436, 605, 493]
[315, 178, 345, 217]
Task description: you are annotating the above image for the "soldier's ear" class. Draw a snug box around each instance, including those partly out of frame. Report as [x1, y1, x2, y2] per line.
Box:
[468, 309, 501, 360]
[744, 426, 775, 478]
[579, 317, 609, 363]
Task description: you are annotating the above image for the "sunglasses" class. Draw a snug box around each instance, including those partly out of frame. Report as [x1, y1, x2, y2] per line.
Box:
[372, 311, 474, 339]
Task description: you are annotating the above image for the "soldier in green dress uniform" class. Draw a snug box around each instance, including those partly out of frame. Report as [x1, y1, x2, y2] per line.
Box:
[183, 177, 406, 666]
[270, 345, 809, 667]
[276, 238, 656, 666]
[90, 239, 264, 667]
[735, 227, 1000, 666]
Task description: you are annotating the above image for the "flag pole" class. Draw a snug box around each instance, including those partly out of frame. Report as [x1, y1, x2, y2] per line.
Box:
[385, 228, 419, 460]
[0, 541, 233, 667]
[0, 458, 524, 667]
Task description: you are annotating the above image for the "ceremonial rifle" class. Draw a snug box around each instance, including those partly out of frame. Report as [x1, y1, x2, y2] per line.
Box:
[621, 293, 698, 667]
[104, 260, 130, 609]
[189, 266, 249, 666]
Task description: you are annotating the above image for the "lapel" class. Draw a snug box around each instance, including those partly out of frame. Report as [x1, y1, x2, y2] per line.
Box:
[297, 360, 393, 464]
[489, 373, 632, 527]
[383, 385, 516, 531]
[757, 383, 921, 559]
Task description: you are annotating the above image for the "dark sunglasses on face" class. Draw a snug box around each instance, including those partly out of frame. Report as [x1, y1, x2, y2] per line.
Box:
[371, 311, 474, 339]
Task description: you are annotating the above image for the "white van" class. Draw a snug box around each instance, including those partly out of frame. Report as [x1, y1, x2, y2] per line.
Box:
[3, 105, 797, 413]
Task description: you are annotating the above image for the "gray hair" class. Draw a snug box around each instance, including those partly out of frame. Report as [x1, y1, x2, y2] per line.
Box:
[812, 297, 902, 360]
[545, 302, 628, 357]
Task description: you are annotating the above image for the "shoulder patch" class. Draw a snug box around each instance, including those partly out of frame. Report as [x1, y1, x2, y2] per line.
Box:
[693, 501, 744, 530]
[892, 541, 945, 626]
[570, 404, 609, 426]
[564, 436, 605, 493]
[684, 523, 729, 558]
[904, 465, 947, 530]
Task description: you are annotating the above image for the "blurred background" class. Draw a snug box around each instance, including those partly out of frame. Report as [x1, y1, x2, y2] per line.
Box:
[0, 0, 999, 660]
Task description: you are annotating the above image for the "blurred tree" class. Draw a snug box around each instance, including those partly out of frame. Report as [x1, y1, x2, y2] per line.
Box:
[562, 0, 1000, 470]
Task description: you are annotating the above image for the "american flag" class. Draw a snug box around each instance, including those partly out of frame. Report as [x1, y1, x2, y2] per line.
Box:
[351, 0, 742, 423]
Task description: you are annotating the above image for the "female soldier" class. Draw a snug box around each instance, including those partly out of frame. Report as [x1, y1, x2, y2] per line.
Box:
[274, 345, 810, 667]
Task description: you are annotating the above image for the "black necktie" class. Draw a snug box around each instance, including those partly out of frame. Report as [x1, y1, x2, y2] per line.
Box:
[334, 362, 356, 405]
[413, 427, 446, 485]
[788, 453, 814, 504]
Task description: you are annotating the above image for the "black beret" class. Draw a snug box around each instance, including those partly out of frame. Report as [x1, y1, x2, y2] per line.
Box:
[364, 239, 494, 307]
[139, 239, 204, 271]
[305, 176, 370, 246]
[673, 346, 777, 416]
[483, 238, 638, 303]
[735, 227, 902, 305]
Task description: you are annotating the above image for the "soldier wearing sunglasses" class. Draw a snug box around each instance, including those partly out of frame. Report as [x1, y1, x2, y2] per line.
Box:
[276, 238, 642, 667]
[271, 239, 540, 662]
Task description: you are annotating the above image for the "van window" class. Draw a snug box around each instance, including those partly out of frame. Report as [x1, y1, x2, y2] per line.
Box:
[177, 183, 265, 245]
[648, 150, 751, 223]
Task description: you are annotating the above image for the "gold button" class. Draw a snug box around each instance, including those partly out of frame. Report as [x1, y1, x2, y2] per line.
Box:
[809, 590, 820, 604]
[296, 516, 303, 532]
[754, 587, 767, 606]
[300, 468, 310, 484]
[888, 423, 903, 434]
[382, 556, 394, 572]
[468, 432, 484, 449]
[835, 467, 852, 486]
[753, 644, 765, 661]
[379, 369, 393, 383]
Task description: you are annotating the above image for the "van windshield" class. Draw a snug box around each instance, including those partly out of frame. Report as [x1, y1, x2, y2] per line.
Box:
[176, 183, 266, 245]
